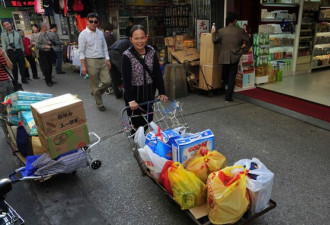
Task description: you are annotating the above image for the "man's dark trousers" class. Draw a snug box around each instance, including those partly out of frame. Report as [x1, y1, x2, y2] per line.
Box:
[222, 62, 239, 101]
[7, 49, 26, 82]
[55, 50, 63, 73]
[38, 51, 52, 84]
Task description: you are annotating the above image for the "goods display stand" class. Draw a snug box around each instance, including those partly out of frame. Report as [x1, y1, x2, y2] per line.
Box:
[121, 99, 277, 225]
[235, 50, 256, 91]
[311, 6, 330, 69]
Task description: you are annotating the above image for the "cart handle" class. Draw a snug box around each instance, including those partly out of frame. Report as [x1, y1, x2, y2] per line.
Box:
[120, 97, 175, 118]
[87, 132, 101, 151]
[9, 167, 51, 183]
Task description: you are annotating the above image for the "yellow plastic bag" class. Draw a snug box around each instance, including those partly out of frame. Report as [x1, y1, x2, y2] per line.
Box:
[207, 165, 250, 225]
[186, 147, 226, 183]
[168, 162, 206, 210]
[25, 57, 30, 68]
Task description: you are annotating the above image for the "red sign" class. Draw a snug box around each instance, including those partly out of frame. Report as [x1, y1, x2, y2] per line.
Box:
[4, 0, 35, 7]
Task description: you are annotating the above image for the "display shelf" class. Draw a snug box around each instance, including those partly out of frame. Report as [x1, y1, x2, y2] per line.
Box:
[261, 3, 299, 8]
[314, 43, 330, 48]
[312, 64, 330, 69]
[261, 18, 296, 22]
[300, 36, 313, 39]
[297, 55, 311, 64]
[269, 58, 293, 61]
[316, 31, 330, 36]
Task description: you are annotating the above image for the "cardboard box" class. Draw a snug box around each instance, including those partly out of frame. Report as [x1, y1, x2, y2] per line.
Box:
[32, 136, 46, 155]
[175, 35, 191, 42]
[175, 41, 183, 51]
[167, 46, 175, 63]
[165, 37, 176, 46]
[183, 39, 196, 48]
[200, 33, 220, 66]
[198, 65, 222, 90]
[172, 129, 214, 167]
[236, 73, 255, 88]
[6, 124, 17, 148]
[38, 124, 90, 159]
[31, 94, 87, 137]
[171, 48, 200, 64]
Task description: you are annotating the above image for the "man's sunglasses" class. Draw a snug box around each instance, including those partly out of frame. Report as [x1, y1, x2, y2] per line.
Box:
[89, 20, 98, 24]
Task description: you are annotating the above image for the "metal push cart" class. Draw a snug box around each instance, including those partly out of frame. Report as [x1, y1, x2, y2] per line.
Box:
[2, 118, 102, 183]
[121, 98, 276, 225]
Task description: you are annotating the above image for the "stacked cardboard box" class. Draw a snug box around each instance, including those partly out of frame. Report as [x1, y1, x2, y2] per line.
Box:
[165, 35, 196, 63]
[199, 33, 222, 90]
[31, 94, 90, 159]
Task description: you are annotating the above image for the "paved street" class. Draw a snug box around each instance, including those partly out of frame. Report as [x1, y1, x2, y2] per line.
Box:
[1, 64, 330, 225]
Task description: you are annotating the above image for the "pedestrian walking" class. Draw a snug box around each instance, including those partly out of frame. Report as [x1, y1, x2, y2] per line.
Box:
[35, 22, 57, 87]
[212, 12, 252, 102]
[30, 24, 43, 75]
[78, 13, 111, 112]
[122, 25, 167, 130]
[19, 30, 40, 80]
[47, 24, 66, 74]
[104, 23, 116, 49]
[1, 21, 28, 84]
[0, 47, 14, 131]
[108, 38, 131, 99]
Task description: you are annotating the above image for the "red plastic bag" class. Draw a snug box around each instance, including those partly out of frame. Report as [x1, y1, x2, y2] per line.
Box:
[158, 160, 173, 196]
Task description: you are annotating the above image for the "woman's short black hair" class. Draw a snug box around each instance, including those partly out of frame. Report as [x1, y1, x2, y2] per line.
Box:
[129, 25, 147, 37]
[104, 23, 114, 31]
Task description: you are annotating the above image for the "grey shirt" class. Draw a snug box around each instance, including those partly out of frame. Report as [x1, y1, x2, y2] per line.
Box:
[35, 32, 51, 51]
[1, 30, 24, 52]
[47, 31, 64, 52]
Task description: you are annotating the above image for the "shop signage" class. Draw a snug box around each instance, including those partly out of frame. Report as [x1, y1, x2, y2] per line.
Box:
[2, 0, 34, 7]
[196, 19, 210, 51]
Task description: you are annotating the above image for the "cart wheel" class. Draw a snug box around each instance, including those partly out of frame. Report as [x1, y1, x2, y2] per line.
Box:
[105, 87, 111, 95]
[91, 160, 102, 170]
[208, 91, 214, 97]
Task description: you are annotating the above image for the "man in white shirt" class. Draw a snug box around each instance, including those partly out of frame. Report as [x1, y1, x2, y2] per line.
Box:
[79, 13, 111, 111]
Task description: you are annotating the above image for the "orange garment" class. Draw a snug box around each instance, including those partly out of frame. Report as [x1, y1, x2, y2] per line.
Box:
[75, 15, 87, 32]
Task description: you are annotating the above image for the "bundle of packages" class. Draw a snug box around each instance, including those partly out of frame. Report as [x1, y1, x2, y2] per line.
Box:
[234, 158, 274, 213]
[18, 111, 37, 136]
[3, 91, 53, 128]
[207, 165, 250, 224]
[185, 147, 226, 183]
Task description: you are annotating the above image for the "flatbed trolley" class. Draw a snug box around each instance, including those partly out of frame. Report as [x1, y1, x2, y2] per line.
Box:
[121, 98, 276, 224]
[2, 119, 102, 183]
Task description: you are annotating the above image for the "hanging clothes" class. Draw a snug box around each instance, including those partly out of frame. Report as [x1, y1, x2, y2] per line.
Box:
[43, 0, 54, 16]
[34, 0, 45, 14]
[75, 15, 87, 32]
[73, 0, 84, 12]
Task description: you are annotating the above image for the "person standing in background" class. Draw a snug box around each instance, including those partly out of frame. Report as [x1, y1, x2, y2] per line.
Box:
[108, 38, 131, 99]
[47, 24, 66, 74]
[0, 47, 14, 131]
[30, 24, 43, 75]
[125, 17, 134, 37]
[1, 21, 28, 84]
[212, 12, 251, 102]
[79, 13, 111, 112]
[104, 23, 116, 49]
[35, 22, 57, 87]
[19, 29, 40, 79]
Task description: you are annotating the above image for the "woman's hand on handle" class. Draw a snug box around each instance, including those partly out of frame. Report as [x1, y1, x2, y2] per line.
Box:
[129, 101, 139, 111]
[159, 95, 168, 102]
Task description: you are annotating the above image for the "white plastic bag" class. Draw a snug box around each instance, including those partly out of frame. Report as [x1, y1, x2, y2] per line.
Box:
[134, 126, 146, 148]
[138, 145, 168, 179]
[234, 158, 274, 213]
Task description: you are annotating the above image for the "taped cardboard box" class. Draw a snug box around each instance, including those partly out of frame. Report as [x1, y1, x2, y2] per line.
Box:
[200, 33, 220, 66]
[165, 37, 176, 46]
[171, 48, 200, 64]
[183, 39, 196, 48]
[198, 65, 222, 90]
[167, 46, 175, 63]
[32, 136, 46, 155]
[31, 94, 87, 137]
[38, 124, 90, 159]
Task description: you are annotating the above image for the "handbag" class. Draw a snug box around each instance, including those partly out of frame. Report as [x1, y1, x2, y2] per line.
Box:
[4, 67, 23, 91]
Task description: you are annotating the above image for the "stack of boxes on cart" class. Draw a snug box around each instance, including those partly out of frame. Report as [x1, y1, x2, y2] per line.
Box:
[136, 124, 274, 224]
[3, 91, 89, 159]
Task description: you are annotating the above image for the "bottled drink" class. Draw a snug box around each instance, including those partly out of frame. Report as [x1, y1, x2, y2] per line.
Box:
[211, 23, 216, 32]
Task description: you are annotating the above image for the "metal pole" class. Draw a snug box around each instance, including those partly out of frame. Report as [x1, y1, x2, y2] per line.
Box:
[293, 0, 304, 74]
